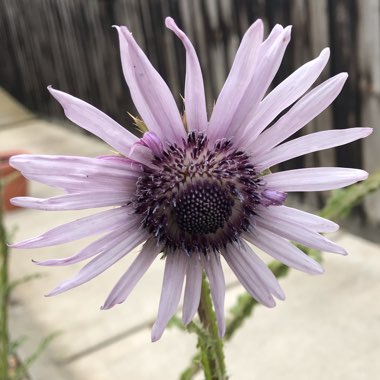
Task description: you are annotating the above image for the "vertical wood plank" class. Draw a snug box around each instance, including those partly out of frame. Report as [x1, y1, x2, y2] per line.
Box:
[358, 0, 380, 224]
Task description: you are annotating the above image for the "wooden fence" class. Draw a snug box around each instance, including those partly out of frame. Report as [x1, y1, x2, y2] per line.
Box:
[0, 0, 379, 228]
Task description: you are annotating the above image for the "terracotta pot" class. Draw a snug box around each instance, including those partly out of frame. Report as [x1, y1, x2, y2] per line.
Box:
[0, 151, 28, 211]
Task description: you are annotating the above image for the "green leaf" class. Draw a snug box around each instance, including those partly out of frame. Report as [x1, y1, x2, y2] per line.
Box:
[8, 273, 45, 293]
[320, 170, 380, 221]
[13, 332, 60, 380]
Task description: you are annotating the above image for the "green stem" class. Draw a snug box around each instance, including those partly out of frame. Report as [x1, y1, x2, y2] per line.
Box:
[197, 275, 227, 380]
[0, 179, 10, 379]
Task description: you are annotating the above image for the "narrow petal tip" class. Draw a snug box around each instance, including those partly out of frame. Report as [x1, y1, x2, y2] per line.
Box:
[151, 322, 164, 342]
[361, 127, 373, 137]
[100, 300, 115, 310]
[275, 287, 286, 301]
[357, 169, 369, 181]
[265, 298, 277, 308]
[7, 241, 26, 249]
[320, 47, 330, 58]
[165, 16, 175, 28]
[182, 316, 191, 326]
[45, 289, 59, 297]
[313, 265, 325, 275]
[281, 25, 292, 42]
[218, 322, 226, 338]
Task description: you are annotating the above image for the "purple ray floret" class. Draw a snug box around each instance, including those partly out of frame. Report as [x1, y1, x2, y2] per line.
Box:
[10, 17, 372, 342]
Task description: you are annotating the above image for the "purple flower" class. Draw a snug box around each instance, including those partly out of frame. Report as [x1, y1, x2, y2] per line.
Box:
[10, 18, 371, 341]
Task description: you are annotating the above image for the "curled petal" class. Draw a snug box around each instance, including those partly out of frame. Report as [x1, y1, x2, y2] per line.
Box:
[136, 132, 164, 156]
[261, 189, 287, 206]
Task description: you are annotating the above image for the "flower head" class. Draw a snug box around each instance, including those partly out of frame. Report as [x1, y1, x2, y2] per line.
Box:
[10, 17, 371, 341]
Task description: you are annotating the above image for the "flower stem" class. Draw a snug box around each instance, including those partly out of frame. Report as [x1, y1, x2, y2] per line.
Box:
[0, 180, 10, 379]
[197, 275, 227, 380]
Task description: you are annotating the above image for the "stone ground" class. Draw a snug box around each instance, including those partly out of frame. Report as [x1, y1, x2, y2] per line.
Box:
[1, 88, 380, 380]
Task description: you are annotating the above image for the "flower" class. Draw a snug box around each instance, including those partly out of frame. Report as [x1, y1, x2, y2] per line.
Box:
[10, 17, 371, 342]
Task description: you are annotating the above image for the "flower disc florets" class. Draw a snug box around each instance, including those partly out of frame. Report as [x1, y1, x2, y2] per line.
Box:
[133, 132, 263, 254]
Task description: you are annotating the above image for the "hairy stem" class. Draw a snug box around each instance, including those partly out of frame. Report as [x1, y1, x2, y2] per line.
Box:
[197, 275, 227, 380]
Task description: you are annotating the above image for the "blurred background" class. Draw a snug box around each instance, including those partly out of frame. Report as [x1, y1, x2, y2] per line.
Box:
[1, 0, 379, 238]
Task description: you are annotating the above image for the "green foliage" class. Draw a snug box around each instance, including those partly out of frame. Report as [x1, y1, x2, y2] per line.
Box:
[320, 171, 380, 221]
[8, 273, 45, 293]
[12, 332, 60, 380]
[0, 215, 55, 379]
